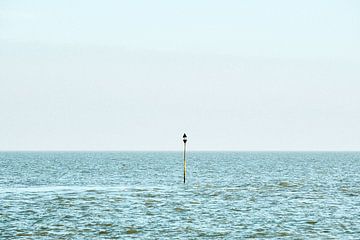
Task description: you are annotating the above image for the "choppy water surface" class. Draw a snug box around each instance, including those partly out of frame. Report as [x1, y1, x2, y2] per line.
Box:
[1, 152, 360, 239]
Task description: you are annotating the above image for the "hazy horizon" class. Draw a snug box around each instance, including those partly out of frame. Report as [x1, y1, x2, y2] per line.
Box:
[1, 0, 360, 151]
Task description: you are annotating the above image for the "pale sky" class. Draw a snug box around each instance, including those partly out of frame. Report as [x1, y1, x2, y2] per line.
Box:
[1, 0, 360, 151]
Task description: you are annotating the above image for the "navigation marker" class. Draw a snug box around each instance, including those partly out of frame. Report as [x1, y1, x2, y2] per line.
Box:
[183, 133, 187, 183]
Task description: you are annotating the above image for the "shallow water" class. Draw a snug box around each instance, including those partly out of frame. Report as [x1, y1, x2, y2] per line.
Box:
[1, 151, 360, 239]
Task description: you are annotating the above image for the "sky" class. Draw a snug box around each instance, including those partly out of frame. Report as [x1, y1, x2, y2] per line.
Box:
[1, 0, 360, 151]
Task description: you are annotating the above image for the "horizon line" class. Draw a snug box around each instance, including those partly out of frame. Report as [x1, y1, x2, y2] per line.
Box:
[1, 150, 360, 153]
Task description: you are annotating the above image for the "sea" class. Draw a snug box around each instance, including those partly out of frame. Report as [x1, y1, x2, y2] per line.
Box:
[1, 151, 360, 239]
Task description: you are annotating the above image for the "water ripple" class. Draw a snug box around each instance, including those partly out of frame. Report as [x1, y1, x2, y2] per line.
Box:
[1, 152, 360, 239]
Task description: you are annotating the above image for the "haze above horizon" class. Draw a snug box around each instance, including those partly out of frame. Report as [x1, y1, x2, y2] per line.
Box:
[1, 0, 360, 151]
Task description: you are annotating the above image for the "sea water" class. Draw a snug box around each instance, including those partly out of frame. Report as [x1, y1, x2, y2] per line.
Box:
[1, 151, 360, 239]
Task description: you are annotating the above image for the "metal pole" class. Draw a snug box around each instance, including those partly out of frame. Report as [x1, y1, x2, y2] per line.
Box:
[182, 133, 187, 184]
[183, 141, 186, 183]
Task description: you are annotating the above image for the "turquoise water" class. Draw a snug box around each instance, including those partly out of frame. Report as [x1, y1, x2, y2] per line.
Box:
[1, 152, 360, 239]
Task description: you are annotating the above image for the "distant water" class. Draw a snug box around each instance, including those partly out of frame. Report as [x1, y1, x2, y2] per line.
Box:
[1, 152, 360, 239]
